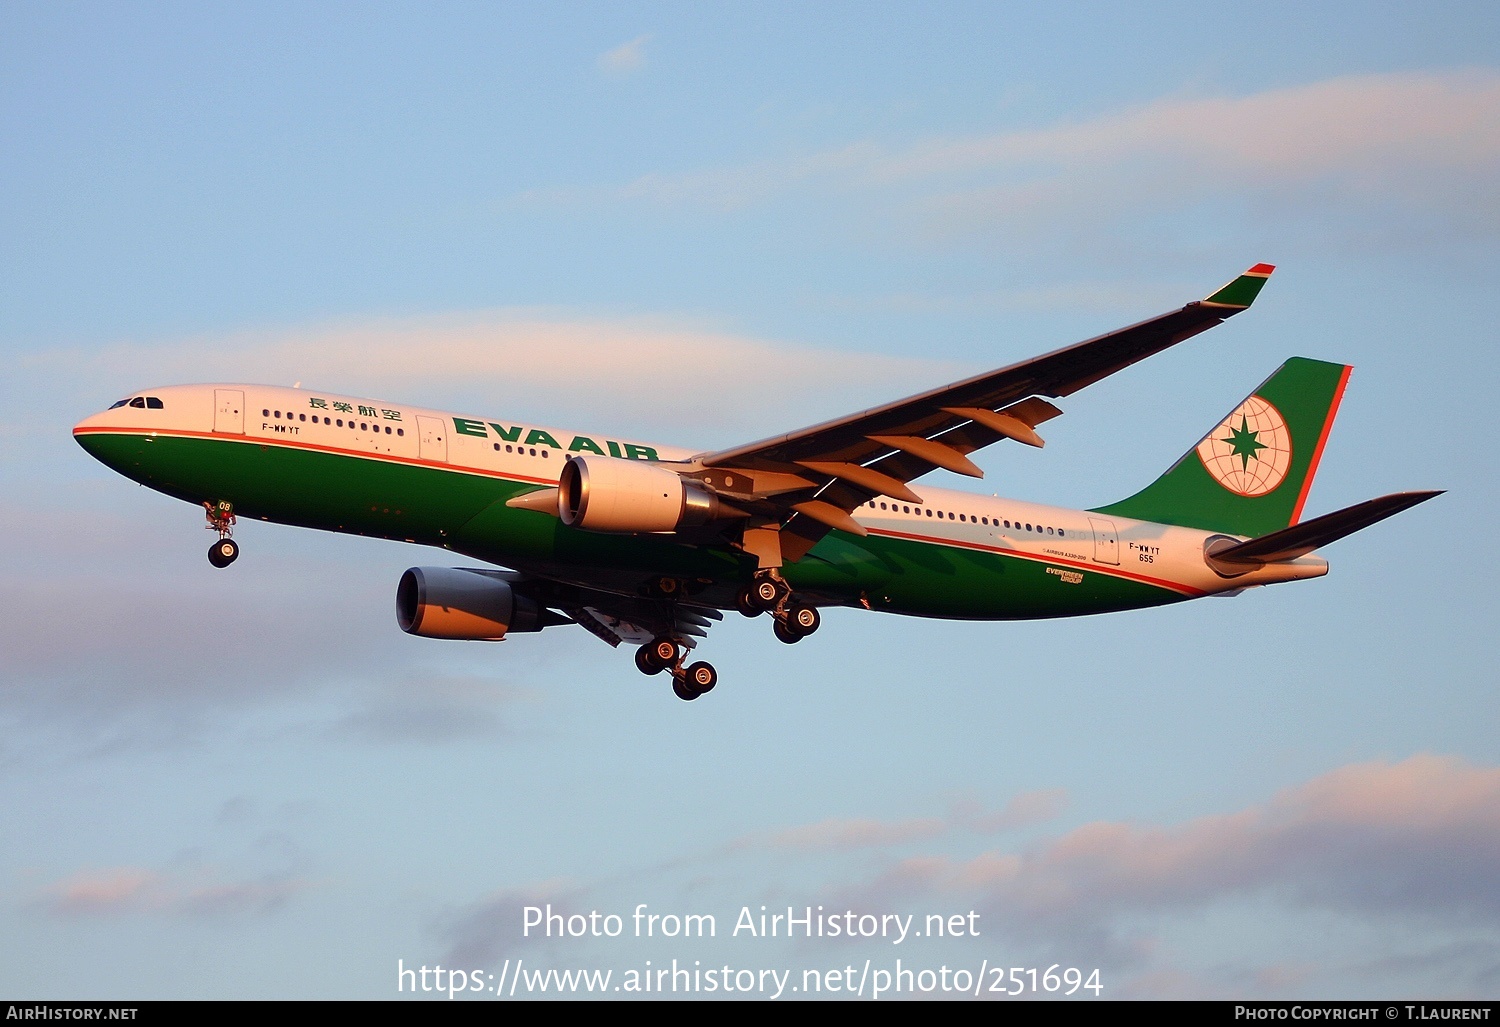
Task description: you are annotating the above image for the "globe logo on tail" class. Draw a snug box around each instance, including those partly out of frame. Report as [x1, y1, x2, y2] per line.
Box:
[1196, 396, 1292, 496]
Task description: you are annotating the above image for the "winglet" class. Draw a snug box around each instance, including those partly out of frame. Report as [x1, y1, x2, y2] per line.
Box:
[1204, 263, 1276, 309]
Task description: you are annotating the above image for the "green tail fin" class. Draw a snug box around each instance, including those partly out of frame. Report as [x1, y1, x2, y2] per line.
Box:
[1092, 357, 1352, 537]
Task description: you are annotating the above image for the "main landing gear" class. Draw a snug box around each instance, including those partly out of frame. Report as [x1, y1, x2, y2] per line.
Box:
[204, 501, 239, 568]
[635, 634, 719, 702]
[736, 571, 821, 645]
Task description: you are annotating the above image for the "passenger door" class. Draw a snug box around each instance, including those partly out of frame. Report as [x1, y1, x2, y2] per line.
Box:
[1088, 516, 1120, 565]
[213, 390, 244, 434]
[417, 415, 448, 463]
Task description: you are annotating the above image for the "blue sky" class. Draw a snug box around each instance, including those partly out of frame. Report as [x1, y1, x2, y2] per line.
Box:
[2, 1, 1497, 1000]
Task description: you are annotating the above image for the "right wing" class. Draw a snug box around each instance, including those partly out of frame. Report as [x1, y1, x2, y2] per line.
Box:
[687, 265, 1277, 560]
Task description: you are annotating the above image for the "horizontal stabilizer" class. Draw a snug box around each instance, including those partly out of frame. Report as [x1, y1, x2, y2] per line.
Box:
[1208, 490, 1442, 569]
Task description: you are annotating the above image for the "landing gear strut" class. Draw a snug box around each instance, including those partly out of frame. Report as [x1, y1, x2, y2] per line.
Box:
[740, 570, 821, 644]
[204, 501, 238, 568]
[737, 570, 787, 617]
[636, 634, 718, 701]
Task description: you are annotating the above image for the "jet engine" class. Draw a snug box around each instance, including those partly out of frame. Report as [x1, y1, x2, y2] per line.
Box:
[557, 455, 723, 533]
[396, 567, 551, 640]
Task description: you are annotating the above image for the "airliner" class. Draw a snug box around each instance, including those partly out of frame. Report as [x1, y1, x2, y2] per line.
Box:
[74, 265, 1438, 700]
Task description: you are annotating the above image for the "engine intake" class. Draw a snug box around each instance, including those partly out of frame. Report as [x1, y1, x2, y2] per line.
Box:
[558, 455, 722, 533]
[396, 567, 548, 640]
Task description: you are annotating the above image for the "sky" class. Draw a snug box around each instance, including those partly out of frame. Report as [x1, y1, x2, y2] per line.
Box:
[2, 0, 1498, 1001]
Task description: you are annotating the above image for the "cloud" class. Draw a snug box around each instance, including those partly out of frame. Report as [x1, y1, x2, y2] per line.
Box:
[766, 816, 946, 851]
[438, 881, 578, 966]
[905, 70, 1500, 245]
[0, 501, 397, 717]
[421, 761, 1498, 994]
[25, 310, 961, 446]
[330, 672, 536, 744]
[849, 755, 1500, 929]
[598, 34, 651, 76]
[759, 789, 1069, 852]
[519, 70, 1500, 250]
[39, 866, 313, 918]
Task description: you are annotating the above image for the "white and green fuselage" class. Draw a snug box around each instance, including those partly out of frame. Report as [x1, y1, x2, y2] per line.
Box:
[73, 382, 1328, 621]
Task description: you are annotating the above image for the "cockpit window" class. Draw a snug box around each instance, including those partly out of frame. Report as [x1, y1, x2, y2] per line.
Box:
[128, 397, 146, 408]
[108, 399, 130, 409]
[145, 397, 163, 409]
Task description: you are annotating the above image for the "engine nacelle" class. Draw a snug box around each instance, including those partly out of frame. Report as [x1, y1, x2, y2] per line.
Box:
[557, 455, 722, 533]
[396, 567, 547, 640]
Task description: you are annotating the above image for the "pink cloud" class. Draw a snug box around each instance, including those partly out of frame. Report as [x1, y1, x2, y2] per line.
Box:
[853, 756, 1500, 921]
[767, 816, 946, 851]
[39, 866, 314, 918]
[46, 868, 157, 914]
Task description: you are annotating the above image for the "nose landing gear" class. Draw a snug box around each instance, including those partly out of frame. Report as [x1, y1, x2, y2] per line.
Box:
[204, 501, 238, 568]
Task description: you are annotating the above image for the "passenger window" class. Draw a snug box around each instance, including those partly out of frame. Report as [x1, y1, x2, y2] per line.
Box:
[336, 419, 343, 427]
[397, 429, 404, 437]
[1048, 527, 1054, 534]
[299, 413, 306, 421]
[263, 408, 270, 416]
[146, 397, 163, 409]
[541, 449, 548, 458]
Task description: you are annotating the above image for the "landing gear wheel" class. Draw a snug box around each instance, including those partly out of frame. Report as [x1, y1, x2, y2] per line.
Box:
[754, 577, 782, 608]
[773, 619, 802, 645]
[644, 635, 680, 672]
[672, 677, 701, 701]
[207, 538, 239, 568]
[736, 586, 764, 618]
[636, 644, 664, 676]
[786, 602, 820, 636]
[684, 661, 717, 694]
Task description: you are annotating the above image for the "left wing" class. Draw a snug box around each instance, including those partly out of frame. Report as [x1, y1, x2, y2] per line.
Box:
[687, 265, 1276, 561]
[479, 569, 723, 650]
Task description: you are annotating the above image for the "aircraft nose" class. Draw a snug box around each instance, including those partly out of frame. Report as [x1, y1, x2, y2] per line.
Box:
[73, 407, 118, 437]
[72, 404, 130, 464]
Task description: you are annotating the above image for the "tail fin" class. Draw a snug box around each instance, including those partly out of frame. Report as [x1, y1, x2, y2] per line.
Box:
[1092, 357, 1352, 537]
